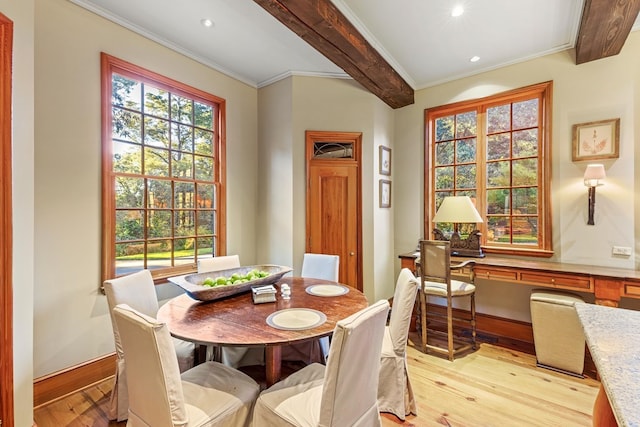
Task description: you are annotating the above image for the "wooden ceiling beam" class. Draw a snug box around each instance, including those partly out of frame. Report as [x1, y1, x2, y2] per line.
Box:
[253, 0, 414, 109]
[575, 0, 640, 64]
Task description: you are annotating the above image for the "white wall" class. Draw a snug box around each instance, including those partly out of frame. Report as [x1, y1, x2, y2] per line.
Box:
[394, 32, 640, 321]
[1, 0, 36, 424]
[33, 0, 258, 378]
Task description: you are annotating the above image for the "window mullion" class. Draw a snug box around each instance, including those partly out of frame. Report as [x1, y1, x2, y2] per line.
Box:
[476, 107, 487, 241]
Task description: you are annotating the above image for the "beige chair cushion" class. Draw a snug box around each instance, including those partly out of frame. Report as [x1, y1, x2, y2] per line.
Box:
[378, 268, 419, 420]
[253, 299, 389, 427]
[423, 279, 476, 297]
[181, 362, 261, 427]
[114, 304, 259, 427]
[255, 363, 326, 426]
[530, 290, 585, 375]
[103, 270, 195, 421]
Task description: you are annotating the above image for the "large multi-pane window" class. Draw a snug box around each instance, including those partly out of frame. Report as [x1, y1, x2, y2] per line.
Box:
[101, 54, 226, 281]
[425, 82, 552, 256]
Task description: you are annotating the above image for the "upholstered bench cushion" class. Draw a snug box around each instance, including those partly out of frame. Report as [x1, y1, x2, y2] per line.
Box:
[530, 290, 585, 375]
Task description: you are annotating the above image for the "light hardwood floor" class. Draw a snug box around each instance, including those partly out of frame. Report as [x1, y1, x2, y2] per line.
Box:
[34, 333, 600, 427]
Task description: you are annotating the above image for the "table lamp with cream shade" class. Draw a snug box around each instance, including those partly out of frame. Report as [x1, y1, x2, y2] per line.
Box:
[432, 195, 485, 257]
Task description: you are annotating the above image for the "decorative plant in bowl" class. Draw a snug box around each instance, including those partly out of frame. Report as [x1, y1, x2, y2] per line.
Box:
[168, 264, 292, 301]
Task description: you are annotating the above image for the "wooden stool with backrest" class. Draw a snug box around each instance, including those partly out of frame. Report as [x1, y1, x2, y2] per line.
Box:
[418, 239, 477, 361]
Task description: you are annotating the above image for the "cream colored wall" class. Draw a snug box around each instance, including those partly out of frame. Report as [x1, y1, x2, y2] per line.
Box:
[371, 100, 396, 300]
[3, 0, 36, 423]
[257, 78, 295, 268]
[33, 0, 258, 377]
[291, 76, 397, 303]
[394, 31, 640, 321]
[256, 76, 397, 302]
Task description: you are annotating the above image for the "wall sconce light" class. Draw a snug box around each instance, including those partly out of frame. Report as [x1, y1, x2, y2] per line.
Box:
[583, 164, 606, 225]
[432, 195, 485, 257]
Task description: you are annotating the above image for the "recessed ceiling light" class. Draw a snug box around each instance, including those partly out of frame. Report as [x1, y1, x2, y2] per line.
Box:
[451, 5, 464, 17]
[470, 56, 480, 62]
[200, 18, 213, 28]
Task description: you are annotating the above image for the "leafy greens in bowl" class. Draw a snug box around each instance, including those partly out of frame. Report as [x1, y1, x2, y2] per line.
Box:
[168, 264, 292, 301]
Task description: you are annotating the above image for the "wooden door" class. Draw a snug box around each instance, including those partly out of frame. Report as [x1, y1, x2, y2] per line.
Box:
[0, 13, 13, 427]
[306, 131, 362, 291]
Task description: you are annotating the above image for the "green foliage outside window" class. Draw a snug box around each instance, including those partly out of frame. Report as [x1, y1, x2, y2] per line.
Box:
[106, 66, 221, 277]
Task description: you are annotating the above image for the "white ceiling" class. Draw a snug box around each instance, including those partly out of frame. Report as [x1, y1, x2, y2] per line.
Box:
[70, 0, 640, 91]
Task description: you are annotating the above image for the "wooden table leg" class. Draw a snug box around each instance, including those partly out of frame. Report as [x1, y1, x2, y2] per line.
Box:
[194, 344, 208, 365]
[593, 384, 618, 427]
[265, 345, 282, 387]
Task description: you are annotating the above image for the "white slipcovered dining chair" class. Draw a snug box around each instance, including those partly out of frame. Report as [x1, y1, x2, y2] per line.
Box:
[377, 268, 419, 420]
[281, 253, 340, 364]
[301, 253, 340, 282]
[197, 254, 241, 275]
[252, 299, 390, 427]
[112, 303, 260, 427]
[197, 255, 264, 368]
[103, 269, 195, 422]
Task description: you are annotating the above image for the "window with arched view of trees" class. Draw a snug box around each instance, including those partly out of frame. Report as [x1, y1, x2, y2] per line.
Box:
[101, 53, 226, 281]
[425, 81, 552, 257]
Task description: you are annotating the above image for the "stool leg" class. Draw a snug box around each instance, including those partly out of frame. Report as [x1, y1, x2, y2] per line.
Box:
[470, 293, 477, 349]
[447, 295, 454, 361]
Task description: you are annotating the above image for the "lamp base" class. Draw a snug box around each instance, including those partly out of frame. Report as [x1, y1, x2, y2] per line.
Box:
[433, 229, 485, 258]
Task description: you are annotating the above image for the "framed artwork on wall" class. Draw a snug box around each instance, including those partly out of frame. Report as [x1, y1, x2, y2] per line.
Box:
[379, 145, 391, 175]
[379, 179, 391, 208]
[572, 118, 620, 161]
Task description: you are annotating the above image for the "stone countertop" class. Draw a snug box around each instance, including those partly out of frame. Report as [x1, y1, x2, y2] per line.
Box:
[575, 302, 640, 427]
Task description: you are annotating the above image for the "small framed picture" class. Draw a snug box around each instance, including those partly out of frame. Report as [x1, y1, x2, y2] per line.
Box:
[379, 145, 391, 175]
[572, 118, 620, 161]
[379, 179, 391, 208]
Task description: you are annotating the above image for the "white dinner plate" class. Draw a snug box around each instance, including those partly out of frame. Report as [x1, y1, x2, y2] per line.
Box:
[266, 308, 327, 330]
[305, 284, 350, 297]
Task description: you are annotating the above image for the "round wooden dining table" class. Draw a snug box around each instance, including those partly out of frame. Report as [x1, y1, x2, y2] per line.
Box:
[157, 276, 369, 386]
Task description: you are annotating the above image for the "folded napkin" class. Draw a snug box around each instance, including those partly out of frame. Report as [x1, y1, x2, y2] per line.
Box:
[252, 285, 277, 304]
[252, 285, 277, 294]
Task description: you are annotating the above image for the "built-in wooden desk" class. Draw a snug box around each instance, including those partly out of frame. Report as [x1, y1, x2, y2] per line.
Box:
[399, 251, 640, 307]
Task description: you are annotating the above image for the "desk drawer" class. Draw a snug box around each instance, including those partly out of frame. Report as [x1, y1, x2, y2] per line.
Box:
[520, 271, 592, 290]
[624, 281, 640, 298]
[474, 267, 517, 282]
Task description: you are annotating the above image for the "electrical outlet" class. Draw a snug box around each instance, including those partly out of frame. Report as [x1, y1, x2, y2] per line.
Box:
[612, 246, 632, 256]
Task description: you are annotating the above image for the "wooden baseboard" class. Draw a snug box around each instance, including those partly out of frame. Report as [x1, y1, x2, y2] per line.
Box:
[418, 303, 597, 378]
[33, 353, 116, 408]
[420, 303, 532, 341]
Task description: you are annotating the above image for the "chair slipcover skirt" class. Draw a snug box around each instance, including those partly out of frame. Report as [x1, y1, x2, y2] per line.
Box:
[377, 268, 418, 420]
